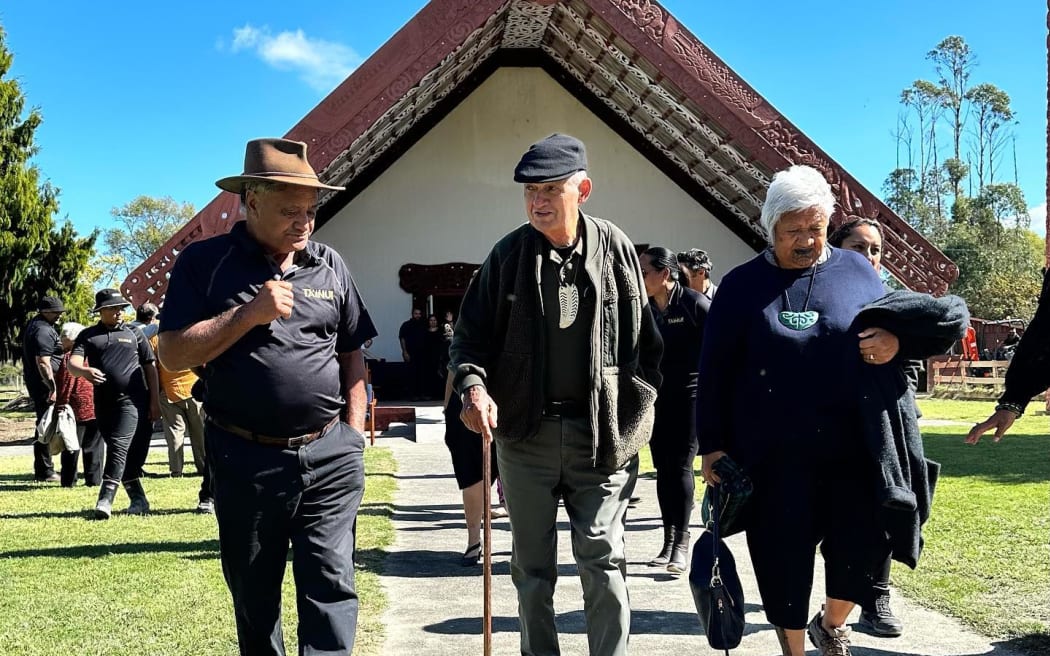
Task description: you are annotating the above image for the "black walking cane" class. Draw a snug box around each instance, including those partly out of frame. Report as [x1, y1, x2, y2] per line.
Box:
[481, 418, 494, 656]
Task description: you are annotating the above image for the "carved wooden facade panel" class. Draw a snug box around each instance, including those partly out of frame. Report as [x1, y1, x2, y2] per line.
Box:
[126, 0, 958, 305]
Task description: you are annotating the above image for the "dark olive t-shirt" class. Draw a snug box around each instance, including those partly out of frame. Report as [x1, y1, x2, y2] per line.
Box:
[540, 239, 594, 404]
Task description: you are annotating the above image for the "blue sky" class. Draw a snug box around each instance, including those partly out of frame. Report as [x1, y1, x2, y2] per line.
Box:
[2, 1, 1046, 241]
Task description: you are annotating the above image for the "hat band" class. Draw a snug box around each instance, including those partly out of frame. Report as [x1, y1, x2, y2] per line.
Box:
[250, 171, 319, 180]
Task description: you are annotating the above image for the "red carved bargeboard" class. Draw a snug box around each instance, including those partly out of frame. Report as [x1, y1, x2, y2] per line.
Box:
[124, 0, 958, 305]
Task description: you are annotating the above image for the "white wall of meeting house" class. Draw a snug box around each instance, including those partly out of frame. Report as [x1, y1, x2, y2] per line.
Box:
[316, 67, 757, 363]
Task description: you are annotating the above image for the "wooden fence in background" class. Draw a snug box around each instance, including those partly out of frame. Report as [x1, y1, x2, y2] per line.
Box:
[928, 355, 1009, 394]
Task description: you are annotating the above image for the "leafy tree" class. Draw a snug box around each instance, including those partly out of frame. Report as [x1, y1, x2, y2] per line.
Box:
[926, 37, 975, 164]
[103, 195, 194, 281]
[0, 25, 96, 361]
[885, 36, 1040, 321]
[965, 83, 1014, 187]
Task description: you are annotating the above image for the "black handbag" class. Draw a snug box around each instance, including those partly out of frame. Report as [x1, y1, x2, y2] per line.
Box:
[700, 455, 752, 537]
[689, 486, 745, 653]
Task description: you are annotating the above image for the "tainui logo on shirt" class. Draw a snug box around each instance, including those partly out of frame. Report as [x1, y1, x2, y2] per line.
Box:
[303, 288, 335, 300]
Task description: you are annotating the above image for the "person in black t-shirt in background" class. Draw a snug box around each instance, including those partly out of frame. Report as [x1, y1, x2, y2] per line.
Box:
[640, 246, 709, 575]
[69, 289, 161, 519]
[399, 307, 427, 400]
[22, 296, 66, 482]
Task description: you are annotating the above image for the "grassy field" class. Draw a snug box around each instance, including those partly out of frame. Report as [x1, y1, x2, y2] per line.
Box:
[892, 398, 1050, 647]
[0, 398, 1046, 653]
[0, 446, 396, 656]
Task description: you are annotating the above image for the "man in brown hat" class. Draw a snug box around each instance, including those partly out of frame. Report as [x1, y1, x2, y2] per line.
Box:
[158, 138, 376, 656]
[22, 296, 66, 481]
[451, 134, 663, 656]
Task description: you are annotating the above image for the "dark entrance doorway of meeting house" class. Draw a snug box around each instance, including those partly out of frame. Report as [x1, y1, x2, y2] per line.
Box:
[370, 262, 480, 401]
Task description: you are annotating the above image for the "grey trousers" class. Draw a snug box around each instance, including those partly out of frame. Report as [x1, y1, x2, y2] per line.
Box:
[497, 415, 638, 656]
[160, 394, 205, 475]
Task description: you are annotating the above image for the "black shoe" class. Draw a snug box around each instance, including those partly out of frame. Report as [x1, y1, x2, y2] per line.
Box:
[460, 542, 481, 567]
[94, 483, 118, 520]
[666, 529, 691, 575]
[649, 526, 674, 566]
[123, 479, 151, 515]
[859, 594, 903, 637]
[35, 472, 60, 483]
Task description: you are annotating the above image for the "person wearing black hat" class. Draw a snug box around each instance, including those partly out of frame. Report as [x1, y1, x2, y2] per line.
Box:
[158, 138, 377, 656]
[22, 296, 67, 481]
[451, 133, 663, 656]
[68, 289, 161, 519]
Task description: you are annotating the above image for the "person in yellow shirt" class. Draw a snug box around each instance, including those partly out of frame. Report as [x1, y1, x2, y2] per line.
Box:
[143, 305, 213, 513]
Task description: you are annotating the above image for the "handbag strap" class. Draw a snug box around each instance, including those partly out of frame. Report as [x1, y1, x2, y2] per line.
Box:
[709, 484, 722, 584]
[709, 485, 732, 656]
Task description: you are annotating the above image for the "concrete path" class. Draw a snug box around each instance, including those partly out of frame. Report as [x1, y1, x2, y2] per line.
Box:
[377, 404, 1024, 656]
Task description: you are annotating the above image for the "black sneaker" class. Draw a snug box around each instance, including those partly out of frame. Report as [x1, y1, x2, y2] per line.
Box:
[859, 594, 903, 637]
[807, 609, 851, 656]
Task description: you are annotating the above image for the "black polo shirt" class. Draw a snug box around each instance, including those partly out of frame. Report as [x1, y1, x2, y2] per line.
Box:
[21, 316, 62, 399]
[159, 221, 378, 437]
[652, 282, 709, 400]
[72, 322, 154, 406]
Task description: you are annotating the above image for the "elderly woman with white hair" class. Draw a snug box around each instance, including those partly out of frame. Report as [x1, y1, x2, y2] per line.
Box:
[696, 165, 902, 656]
[54, 321, 104, 486]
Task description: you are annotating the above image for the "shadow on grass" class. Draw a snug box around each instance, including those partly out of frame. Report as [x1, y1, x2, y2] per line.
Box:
[991, 634, 1050, 655]
[0, 508, 200, 520]
[0, 483, 46, 492]
[359, 505, 394, 518]
[923, 432, 1050, 484]
[0, 538, 220, 559]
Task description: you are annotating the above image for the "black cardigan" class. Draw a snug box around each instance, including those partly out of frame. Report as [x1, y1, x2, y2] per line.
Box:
[855, 291, 969, 568]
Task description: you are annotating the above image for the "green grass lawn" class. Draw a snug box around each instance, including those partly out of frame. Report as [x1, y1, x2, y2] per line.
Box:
[0, 446, 396, 656]
[653, 398, 1049, 648]
[893, 398, 1050, 645]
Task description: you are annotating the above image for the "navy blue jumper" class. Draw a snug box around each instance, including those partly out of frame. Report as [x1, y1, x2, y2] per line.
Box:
[696, 247, 889, 629]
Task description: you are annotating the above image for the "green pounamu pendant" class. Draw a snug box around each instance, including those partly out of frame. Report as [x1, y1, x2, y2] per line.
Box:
[778, 310, 819, 331]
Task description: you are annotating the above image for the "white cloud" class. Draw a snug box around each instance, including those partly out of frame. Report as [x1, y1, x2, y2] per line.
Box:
[225, 24, 361, 92]
[1029, 203, 1047, 236]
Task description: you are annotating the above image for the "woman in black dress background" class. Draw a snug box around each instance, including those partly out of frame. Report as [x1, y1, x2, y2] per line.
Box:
[639, 246, 709, 574]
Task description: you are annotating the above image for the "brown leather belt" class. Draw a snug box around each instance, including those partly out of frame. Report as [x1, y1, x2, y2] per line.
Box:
[208, 415, 339, 448]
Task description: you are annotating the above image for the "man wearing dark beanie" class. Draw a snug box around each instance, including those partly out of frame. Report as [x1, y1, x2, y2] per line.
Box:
[451, 133, 663, 655]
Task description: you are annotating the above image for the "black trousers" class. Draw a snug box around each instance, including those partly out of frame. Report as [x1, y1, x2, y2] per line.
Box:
[59, 420, 104, 486]
[95, 397, 152, 484]
[650, 396, 698, 532]
[207, 420, 366, 656]
[30, 393, 55, 478]
[744, 436, 891, 630]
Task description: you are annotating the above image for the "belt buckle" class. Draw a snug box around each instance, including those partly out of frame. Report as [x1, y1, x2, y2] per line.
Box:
[286, 435, 307, 448]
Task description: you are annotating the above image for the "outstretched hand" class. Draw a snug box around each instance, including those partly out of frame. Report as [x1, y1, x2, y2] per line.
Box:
[965, 409, 1017, 444]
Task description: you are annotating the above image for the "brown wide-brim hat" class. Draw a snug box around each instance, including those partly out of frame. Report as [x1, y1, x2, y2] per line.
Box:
[216, 138, 345, 194]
